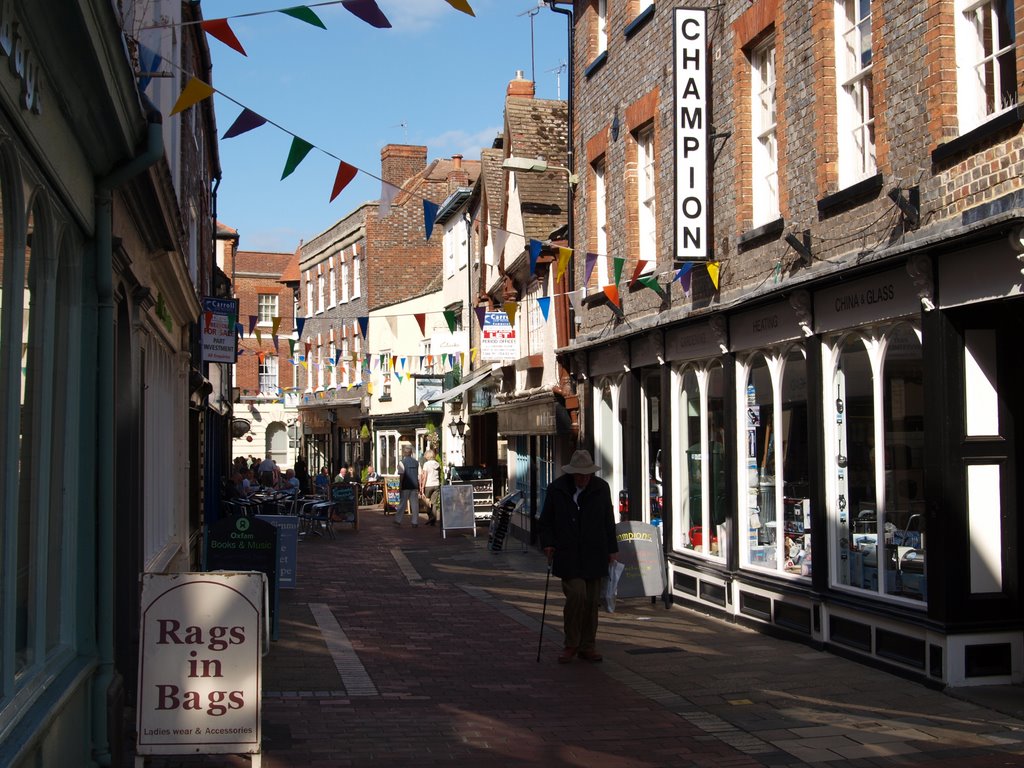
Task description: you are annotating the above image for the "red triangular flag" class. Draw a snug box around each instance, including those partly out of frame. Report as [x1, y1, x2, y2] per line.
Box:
[629, 260, 649, 288]
[414, 313, 426, 336]
[201, 19, 247, 56]
[330, 161, 358, 202]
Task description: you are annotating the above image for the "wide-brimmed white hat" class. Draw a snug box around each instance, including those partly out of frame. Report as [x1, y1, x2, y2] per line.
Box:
[562, 449, 600, 475]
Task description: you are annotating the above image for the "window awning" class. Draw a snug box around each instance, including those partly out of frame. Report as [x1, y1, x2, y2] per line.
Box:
[426, 366, 496, 405]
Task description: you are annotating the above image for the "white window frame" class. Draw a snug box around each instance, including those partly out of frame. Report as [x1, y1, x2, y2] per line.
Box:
[329, 257, 337, 307]
[835, 0, 876, 185]
[316, 267, 325, 314]
[955, 0, 1018, 133]
[597, 0, 608, 55]
[305, 271, 313, 317]
[637, 124, 656, 271]
[351, 245, 361, 298]
[329, 336, 337, 390]
[594, 157, 611, 288]
[340, 251, 350, 303]
[257, 293, 278, 326]
[259, 354, 279, 393]
[316, 336, 325, 390]
[751, 36, 779, 226]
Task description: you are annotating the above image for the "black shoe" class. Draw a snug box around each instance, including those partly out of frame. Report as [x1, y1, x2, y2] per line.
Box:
[427, 519, 436, 526]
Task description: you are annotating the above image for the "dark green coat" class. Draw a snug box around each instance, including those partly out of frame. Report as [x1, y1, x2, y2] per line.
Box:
[539, 473, 618, 580]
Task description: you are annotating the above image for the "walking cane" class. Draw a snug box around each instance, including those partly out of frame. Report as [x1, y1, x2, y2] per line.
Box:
[537, 562, 552, 663]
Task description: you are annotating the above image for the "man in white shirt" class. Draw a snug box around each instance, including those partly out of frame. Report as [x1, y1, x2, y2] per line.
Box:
[419, 450, 442, 526]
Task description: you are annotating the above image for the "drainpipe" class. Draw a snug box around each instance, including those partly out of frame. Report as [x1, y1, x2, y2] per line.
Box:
[91, 95, 163, 766]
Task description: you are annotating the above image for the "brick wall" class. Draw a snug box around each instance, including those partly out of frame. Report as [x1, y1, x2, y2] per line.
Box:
[571, 0, 1024, 338]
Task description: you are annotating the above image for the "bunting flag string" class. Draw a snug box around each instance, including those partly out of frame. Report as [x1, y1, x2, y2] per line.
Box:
[223, 108, 267, 139]
[142, 0, 387, 30]
[282, 136, 314, 179]
[169, 77, 214, 116]
[613, 256, 625, 287]
[629, 260, 649, 288]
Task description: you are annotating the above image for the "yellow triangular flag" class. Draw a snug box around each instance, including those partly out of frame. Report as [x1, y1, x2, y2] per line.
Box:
[254, 329, 262, 346]
[503, 301, 518, 326]
[170, 77, 215, 116]
[272, 317, 282, 335]
[557, 247, 572, 281]
[707, 261, 720, 290]
[471, 347, 479, 362]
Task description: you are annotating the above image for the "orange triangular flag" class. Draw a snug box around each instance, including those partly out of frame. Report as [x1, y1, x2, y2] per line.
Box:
[603, 284, 621, 307]
[201, 19, 247, 55]
[170, 78, 215, 116]
[445, 0, 475, 16]
[414, 313, 426, 335]
[707, 261, 721, 290]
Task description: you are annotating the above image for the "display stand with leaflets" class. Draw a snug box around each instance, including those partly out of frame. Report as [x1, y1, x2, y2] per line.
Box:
[488, 491, 527, 553]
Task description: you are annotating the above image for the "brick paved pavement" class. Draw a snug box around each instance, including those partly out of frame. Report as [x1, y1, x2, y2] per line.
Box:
[128, 505, 1024, 767]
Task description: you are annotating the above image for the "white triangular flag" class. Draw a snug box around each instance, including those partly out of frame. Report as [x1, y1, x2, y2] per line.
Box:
[379, 181, 400, 218]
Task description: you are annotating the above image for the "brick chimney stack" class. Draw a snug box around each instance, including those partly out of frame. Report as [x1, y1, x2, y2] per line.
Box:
[507, 69, 535, 99]
[380, 144, 428, 187]
[447, 153, 469, 194]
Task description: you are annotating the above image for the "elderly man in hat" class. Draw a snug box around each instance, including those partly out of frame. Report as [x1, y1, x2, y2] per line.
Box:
[539, 449, 618, 664]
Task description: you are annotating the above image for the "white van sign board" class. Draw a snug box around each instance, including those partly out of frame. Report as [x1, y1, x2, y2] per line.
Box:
[136, 572, 266, 760]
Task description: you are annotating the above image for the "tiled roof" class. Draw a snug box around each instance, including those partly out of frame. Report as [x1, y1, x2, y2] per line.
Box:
[504, 97, 569, 242]
[279, 249, 301, 283]
[479, 147, 506, 232]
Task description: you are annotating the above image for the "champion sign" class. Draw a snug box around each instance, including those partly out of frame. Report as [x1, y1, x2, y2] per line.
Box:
[674, 8, 708, 261]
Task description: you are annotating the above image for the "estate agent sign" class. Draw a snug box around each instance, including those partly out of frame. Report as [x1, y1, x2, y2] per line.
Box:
[136, 572, 266, 762]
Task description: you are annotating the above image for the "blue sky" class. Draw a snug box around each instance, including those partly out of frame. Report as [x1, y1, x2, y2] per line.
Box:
[201, 0, 569, 253]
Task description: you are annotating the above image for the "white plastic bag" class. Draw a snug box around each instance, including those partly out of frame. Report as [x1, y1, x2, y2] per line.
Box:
[604, 560, 626, 612]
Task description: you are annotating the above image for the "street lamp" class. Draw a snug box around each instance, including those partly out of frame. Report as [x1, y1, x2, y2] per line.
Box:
[448, 416, 466, 438]
[502, 156, 578, 186]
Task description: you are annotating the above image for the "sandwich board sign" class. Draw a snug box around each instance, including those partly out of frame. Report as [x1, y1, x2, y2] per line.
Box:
[136, 572, 266, 766]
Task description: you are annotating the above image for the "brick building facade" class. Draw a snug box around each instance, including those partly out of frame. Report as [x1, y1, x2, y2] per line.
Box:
[564, 0, 1024, 687]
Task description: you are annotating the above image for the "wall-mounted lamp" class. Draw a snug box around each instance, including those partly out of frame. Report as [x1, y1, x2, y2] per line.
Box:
[888, 186, 920, 230]
[784, 229, 813, 267]
[502, 156, 579, 186]
[448, 416, 466, 438]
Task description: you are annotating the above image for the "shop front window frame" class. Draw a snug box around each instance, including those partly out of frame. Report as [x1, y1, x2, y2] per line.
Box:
[671, 361, 726, 560]
[737, 346, 812, 578]
[824, 322, 927, 605]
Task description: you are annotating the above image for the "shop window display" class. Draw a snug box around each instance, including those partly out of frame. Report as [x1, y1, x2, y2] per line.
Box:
[741, 349, 811, 576]
[675, 363, 725, 558]
[830, 324, 926, 601]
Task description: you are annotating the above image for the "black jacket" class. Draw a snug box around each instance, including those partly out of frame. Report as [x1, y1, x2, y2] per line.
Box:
[539, 473, 618, 580]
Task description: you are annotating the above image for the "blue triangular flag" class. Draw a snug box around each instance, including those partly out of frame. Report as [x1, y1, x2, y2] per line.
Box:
[529, 239, 542, 274]
[138, 44, 162, 93]
[537, 296, 551, 321]
[296, 317, 307, 337]
[424, 200, 439, 240]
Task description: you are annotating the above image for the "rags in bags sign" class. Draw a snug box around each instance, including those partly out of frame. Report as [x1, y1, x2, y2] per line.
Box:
[136, 572, 264, 758]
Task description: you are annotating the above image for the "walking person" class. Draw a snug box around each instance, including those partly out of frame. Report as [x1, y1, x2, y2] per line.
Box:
[538, 450, 618, 664]
[294, 454, 310, 494]
[395, 445, 420, 527]
[419, 450, 441, 526]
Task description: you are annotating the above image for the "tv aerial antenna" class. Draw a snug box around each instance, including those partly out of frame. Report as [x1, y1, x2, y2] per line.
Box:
[546, 60, 567, 99]
[391, 121, 408, 141]
[517, 1, 545, 85]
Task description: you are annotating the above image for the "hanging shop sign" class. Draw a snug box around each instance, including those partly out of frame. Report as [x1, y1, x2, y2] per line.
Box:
[674, 8, 709, 261]
[814, 267, 918, 333]
[938, 241, 1024, 310]
[200, 297, 239, 364]
[480, 310, 516, 362]
[136, 572, 265, 760]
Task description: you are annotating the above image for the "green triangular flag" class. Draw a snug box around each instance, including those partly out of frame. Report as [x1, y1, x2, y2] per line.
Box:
[638, 276, 666, 297]
[443, 310, 456, 334]
[281, 137, 314, 179]
[613, 256, 625, 286]
[279, 6, 327, 28]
